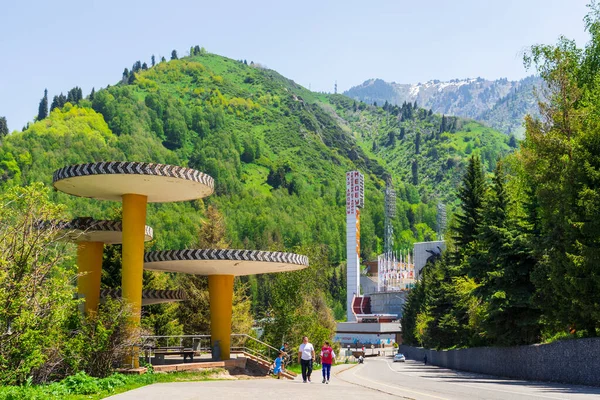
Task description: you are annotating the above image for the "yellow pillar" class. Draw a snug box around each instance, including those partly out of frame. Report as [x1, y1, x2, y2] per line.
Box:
[208, 275, 234, 360]
[122, 193, 148, 368]
[77, 241, 104, 315]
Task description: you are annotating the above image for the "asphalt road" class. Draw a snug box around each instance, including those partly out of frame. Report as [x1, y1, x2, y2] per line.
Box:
[336, 356, 600, 400]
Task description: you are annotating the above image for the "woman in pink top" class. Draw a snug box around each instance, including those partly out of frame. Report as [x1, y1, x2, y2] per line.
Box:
[320, 341, 335, 384]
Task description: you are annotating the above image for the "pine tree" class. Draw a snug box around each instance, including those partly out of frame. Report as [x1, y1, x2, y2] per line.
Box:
[477, 161, 541, 345]
[142, 62, 148, 70]
[415, 131, 421, 154]
[411, 159, 419, 185]
[37, 89, 48, 121]
[89, 87, 95, 101]
[0, 116, 8, 138]
[171, 50, 178, 60]
[387, 131, 396, 147]
[453, 155, 486, 264]
[58, 93, 67, 108]
[50, 96, 59, 112]
[67, 87, 82, 104]
[161, 56, 166, 63]
[151, 55, 156, 67]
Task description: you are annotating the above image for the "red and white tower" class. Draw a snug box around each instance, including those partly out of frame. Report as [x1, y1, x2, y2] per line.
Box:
[346, 170, 364, 321]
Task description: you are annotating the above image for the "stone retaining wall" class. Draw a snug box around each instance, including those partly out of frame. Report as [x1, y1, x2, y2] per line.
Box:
[399, 338, 600, 387]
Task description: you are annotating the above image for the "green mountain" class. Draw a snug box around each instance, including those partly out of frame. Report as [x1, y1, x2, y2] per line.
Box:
[0, 50, 511, 308]
[344, 76, 541, 137]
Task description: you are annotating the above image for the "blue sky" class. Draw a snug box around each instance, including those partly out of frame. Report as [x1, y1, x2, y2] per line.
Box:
[0, 0, 590, 132]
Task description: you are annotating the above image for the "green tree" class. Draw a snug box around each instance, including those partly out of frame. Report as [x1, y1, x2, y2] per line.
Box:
[151, 55, 156, 66]
[37, 89, 48, 120]
[522, 22, 594, 336]
[452, 155, 486, 265]
[177, 205, 253, 336]
[171, 50, 178, 60]
[0, 117, 8, 138]
[415, 131, 421, 154]
[476, 161, 541, 345]
[0, 184, 75, 384]
[411, 159, 419, 185]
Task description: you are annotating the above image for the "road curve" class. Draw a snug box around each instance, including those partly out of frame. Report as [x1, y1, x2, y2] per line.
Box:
[336, 356, 600, 400]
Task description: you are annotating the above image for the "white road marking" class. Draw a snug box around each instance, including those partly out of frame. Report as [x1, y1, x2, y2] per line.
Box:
[348, 363, 450, 400]
[383, 358, 569, 400]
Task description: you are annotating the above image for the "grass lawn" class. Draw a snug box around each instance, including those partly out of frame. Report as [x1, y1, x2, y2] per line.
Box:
[0, 369, 225, 400]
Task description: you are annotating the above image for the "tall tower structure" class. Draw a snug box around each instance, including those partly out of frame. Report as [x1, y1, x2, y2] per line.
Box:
[384, 183, 396, 254]
[346, 170, 364, 321]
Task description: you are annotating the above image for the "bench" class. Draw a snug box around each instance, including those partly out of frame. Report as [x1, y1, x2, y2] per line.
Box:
[145, 346, 196, 364]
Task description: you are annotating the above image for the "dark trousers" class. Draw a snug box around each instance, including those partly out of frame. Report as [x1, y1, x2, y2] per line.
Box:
[322, 363, 331, 380]
[300, 359, 313, 381]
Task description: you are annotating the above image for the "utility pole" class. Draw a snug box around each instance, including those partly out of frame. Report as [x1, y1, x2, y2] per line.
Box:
[436, 202, 447, 240]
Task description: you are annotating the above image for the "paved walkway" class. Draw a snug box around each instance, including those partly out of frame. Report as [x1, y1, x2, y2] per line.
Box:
[106, 365, 394, 399]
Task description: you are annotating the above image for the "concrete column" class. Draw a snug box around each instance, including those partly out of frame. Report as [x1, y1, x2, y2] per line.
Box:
[122, 193, 148, 368]
[77, 241, 104, 315]
[208, 274, 234, 360]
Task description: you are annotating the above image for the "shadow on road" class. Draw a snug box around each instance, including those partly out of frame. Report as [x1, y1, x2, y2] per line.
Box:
[400, 360, 600, 396]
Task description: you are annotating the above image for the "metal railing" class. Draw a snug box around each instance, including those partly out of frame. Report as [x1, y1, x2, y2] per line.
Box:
[138, 333, 280, 365]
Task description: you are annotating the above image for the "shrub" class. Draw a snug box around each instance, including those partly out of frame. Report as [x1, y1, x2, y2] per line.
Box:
[0, 184, 76, 385]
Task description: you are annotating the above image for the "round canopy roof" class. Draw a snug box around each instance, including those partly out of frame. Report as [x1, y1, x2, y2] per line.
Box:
[144, 249, 309, 276]
[50, 218, 153, 244]
[53, 162, 214, 203]
[100, 288, 187, 306]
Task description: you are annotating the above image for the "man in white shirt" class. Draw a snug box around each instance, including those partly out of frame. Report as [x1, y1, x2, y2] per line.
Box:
[297, 336, 315, 383]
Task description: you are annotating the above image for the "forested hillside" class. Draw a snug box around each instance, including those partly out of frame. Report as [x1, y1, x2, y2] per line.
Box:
[0, 49, 511, 322]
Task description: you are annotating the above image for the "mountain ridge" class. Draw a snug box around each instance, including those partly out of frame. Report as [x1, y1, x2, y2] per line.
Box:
[344, 75, 541, 137]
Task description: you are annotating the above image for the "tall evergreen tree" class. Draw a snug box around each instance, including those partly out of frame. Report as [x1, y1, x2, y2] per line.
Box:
[0, 117, 8, 138]
[151, 55, 156, 67]
[415, 131, 421, 154]
[452, 155, 486, 265]
[37, 89, 48, 121]
[476, 161, 541, 345]
[50, 96, 59, 112]
[411, 159, 419, 185]
[171, 50, 178, 60]
[89, 87, 95, 101]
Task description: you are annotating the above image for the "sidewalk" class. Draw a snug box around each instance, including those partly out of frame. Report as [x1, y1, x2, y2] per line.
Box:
[106, 364, 393, 400]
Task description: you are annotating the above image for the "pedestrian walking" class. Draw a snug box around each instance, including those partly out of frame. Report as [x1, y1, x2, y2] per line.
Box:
[424, 354, 428, 365]
[272, 352, 284, 379]
[298, 336, 315, 383]
[320, 341, 335, 384]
